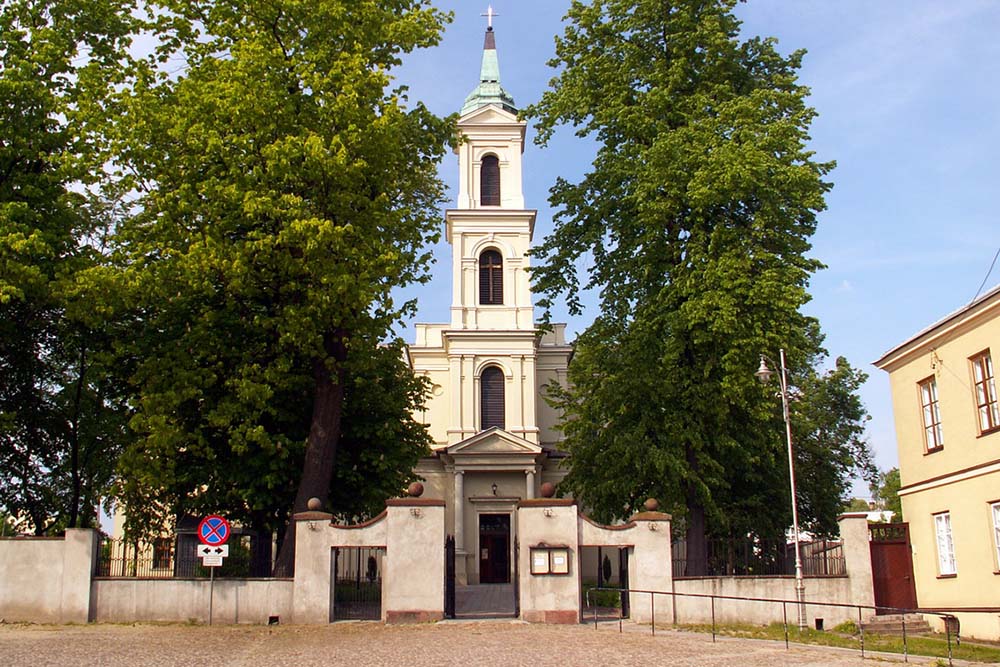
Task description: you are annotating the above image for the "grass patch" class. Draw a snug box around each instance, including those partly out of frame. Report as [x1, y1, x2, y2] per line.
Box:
[673, 622, 1000, 663]
[581, 584, 622, 609]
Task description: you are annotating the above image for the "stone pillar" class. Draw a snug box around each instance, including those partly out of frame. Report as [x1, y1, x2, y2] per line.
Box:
[525, 469, 536, 499]
[626, 508, 673, 626]
[61, 528, 98, 623]
[838, 513, 876, 611]
[516, 498, 580, 624]
[384, 498, 446, 623]
[292, 509, 335, 624]
[454, 471, 466, 551]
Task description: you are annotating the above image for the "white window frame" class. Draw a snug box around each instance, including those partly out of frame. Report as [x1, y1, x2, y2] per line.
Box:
[934, 512, 957, 576]
[918, 376, 944, 451]
[970, 350, 1000, 433]
[992, 502, 1000, 571]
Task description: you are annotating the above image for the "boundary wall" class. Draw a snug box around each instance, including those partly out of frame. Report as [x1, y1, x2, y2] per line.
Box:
[0, 505, 877, 628]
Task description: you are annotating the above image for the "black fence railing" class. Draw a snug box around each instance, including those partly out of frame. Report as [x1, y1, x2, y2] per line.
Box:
[672, 538, 845, 578]
[96, 534, 270, 578]
[585, 586, 961, 667]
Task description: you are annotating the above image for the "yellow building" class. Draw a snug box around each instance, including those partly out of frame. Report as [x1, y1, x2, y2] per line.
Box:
[875, 284, 1000, 640]
[406, 24, 572, 587]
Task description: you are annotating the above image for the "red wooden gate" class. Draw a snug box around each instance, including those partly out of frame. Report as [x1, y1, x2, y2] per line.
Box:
[869, 523, 917, 614]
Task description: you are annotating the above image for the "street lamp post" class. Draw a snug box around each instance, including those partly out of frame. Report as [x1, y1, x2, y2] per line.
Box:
[755, 348, 807, 631]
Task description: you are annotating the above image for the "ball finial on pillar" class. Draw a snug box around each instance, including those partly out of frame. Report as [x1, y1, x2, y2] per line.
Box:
[407, 482, 425, 498]
[307, 497, 322, 511]
[643, 498, 660, 512]
[540, 482, 556, 498]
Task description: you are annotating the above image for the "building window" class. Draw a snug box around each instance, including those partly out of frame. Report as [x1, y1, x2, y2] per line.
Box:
[480, 155, 500, 206]
[152, 537, 172, 570]
[479, 249, 503, 305]
[918, 376, 944, 451]
[480, 366, 505, 430]
[971, 350, 999, 433]
[992, 502, 1000, 570]
[934, 512, 957, 576]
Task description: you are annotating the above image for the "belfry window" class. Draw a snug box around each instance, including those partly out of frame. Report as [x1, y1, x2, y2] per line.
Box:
[479, 249, 503, 305]
[480, 366, 505, 431]
[480, 155, 500, 206]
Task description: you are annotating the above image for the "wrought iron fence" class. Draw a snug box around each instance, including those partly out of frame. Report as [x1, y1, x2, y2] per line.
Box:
[331, 546, 384, 621]
[96, 534, 266, 578]
[672, 537, 845, 578]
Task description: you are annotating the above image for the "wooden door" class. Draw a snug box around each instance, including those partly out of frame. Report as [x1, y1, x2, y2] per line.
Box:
[479, 514, 511, 584]
[869, 523, 918, 613]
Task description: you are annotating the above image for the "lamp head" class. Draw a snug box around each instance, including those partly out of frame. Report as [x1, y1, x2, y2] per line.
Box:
[755, 356, 773, 384]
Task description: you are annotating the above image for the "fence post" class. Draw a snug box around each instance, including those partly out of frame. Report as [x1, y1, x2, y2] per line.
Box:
[946, 621, 953, 667]
[783, 601, 788, 649]
[858, 606, 865, 659]
[902, 613, 907, 662]
[650, 592, 655, 636]
[711, 595, 716, 643]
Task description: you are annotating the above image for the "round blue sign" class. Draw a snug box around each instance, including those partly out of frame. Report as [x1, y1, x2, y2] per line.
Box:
[198, 515, 231, 546]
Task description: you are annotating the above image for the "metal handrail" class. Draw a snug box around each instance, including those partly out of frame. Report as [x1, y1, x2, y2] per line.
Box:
[585, 586, 960, 666]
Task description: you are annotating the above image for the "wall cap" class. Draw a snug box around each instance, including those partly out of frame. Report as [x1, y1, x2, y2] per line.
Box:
[386, 498, 445, 507]
[627, 511, 672, 522]
[331, 509, 387, 530]
[837, 512, 870, 520]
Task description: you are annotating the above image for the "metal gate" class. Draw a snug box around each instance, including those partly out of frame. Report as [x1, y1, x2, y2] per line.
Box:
[619, 547, 630, 618]
[331, 546, 384, 621]
[513, 537, 520, 617]
[869, 523, 917, 614]
[444, 535, 456, 619]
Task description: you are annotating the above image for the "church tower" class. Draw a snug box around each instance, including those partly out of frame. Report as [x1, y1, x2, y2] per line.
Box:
[409, 13, 571, 587]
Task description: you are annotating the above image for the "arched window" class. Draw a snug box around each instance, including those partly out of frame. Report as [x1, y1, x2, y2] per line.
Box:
[480, 155, 500, 206]
[479, 249, 503, 305]
[480, 366, 505, 430]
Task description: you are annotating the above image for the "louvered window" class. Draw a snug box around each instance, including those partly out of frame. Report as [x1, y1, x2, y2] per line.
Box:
[481, 155, 500, 206]
[479, 250, 503, 305]
[480, 366, 505, 430]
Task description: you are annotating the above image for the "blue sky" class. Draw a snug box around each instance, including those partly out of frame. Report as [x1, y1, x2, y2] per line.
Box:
[394, 1, 1000, 494]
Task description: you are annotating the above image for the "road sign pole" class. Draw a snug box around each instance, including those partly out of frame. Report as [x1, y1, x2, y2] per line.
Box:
[209, 565, 215, 625]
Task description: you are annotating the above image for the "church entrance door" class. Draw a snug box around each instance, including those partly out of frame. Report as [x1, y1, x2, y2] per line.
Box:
[478, 513, 510, 584]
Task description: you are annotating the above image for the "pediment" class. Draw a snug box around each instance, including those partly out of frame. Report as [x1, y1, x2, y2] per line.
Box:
[459, 104, 521, 126]
[447, 428, 542, 456]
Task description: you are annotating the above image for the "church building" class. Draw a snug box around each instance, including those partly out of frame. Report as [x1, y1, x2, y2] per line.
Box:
[408, 18, 572, 586]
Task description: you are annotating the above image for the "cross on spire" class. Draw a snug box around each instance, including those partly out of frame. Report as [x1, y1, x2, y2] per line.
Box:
[481, 4, 498, 30]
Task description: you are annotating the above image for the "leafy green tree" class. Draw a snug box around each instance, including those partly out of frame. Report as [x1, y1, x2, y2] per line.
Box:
[96, 0, 452, 572]
[0, 0, 135, 534]
[845, 497, 871, 513]
[526, 0, 871, 566]
[871, 467, 902, 522]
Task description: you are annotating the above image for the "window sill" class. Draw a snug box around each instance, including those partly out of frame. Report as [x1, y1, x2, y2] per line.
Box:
[937, 573, 958, 579]
[977, 425, 1000, 438]
[924, 446, 944, 456]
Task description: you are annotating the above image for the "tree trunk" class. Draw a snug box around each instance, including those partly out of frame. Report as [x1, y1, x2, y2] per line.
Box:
[68, 343, 87, 529]
[272, 334, 347, 575]
[684, 442, 707, 576]
[684, 497, 707, 576]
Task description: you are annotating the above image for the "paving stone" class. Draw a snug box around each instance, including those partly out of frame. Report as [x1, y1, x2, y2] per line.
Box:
[0, 621, 943, 666]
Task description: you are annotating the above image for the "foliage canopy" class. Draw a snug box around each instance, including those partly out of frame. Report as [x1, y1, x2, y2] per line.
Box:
[525, 0, 873, 552]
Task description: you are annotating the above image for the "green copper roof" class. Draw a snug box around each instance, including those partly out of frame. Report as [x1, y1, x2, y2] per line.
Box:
[461, 28, 517, 115]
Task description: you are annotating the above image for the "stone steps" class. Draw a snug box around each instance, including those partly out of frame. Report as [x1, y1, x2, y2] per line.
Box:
[862, 613, 932, 635]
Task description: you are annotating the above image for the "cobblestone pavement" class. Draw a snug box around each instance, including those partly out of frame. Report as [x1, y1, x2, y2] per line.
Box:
[0, 620, 939, 667]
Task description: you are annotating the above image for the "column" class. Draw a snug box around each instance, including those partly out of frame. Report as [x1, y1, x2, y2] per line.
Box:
[454, 471, 465, 552]
[525, 469, 536, 499]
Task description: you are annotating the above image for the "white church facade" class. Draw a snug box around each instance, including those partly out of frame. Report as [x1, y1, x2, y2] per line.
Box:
[408, 22, 572, 585]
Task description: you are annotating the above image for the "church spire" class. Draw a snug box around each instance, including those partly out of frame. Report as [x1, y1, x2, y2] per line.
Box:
[461, 6, 517, 115]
